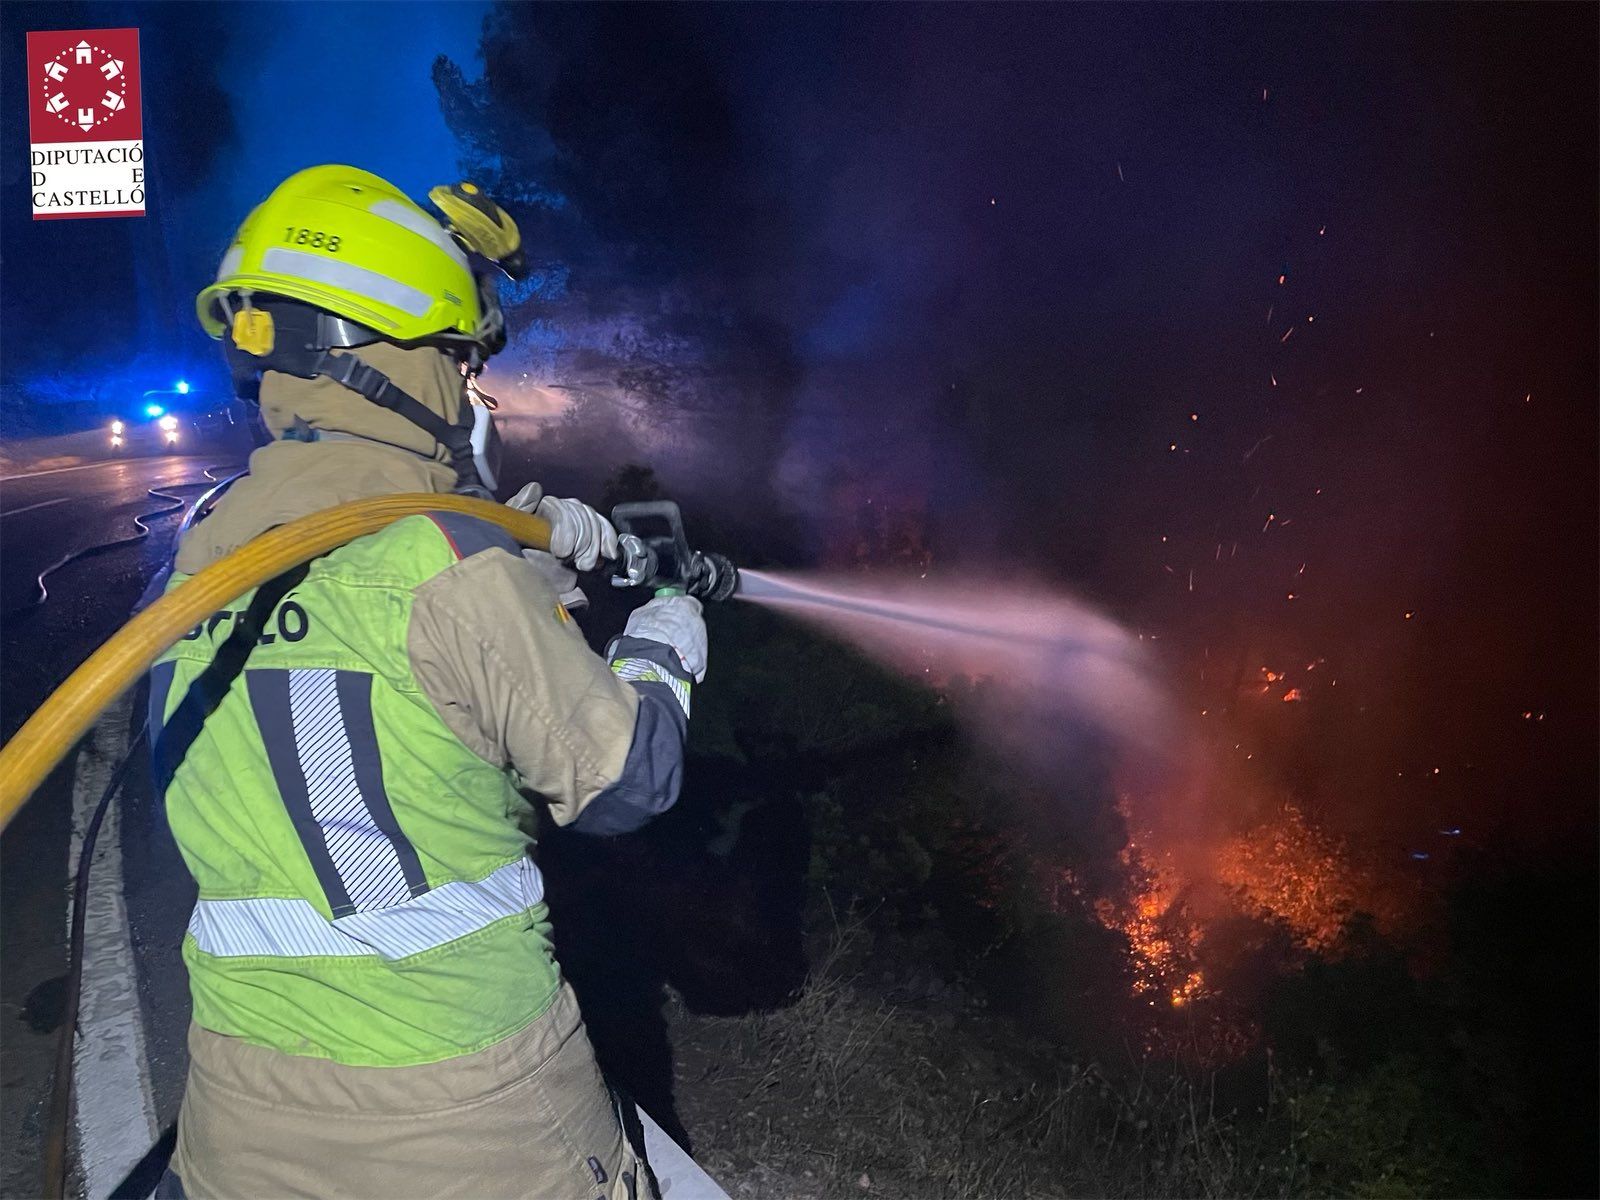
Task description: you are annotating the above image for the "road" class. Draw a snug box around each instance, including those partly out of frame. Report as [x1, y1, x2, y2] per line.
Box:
[1, 455, 240, 1199]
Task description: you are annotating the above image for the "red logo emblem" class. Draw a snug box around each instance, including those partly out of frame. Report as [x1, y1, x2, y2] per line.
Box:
[27, 28, 142, 144]
[26, 28, 144, 219]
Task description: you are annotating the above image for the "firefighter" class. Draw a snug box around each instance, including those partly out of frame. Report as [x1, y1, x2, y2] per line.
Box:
[149, 166, 704, 1198]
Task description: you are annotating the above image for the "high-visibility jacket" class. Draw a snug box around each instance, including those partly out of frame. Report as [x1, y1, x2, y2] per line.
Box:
[151, 497, 692, 1067]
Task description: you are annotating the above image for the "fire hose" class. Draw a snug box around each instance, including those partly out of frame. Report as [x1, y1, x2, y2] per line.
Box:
[0, 493, 558, 830]
[1, 488, 738, 831]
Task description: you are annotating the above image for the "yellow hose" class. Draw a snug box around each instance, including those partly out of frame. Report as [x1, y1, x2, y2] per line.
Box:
[0, 493, 550, 832]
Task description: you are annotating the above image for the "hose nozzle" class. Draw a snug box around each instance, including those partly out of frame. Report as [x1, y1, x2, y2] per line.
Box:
[611, 502, 739, 602]
[685, 549, 739, 603]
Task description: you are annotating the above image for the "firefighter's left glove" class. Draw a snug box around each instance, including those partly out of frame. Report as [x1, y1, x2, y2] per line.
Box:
[624, 594, 707, 682]
[507, 483, 620, 573]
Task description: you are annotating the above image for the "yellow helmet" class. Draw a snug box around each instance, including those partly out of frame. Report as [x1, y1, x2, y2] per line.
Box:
[196, 165, 499, 358]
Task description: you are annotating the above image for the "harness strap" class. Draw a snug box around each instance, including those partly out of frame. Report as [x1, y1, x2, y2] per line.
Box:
[222, 300, 483, 492]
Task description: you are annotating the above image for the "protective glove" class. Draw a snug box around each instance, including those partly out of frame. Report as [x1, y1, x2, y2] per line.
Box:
[507, 483, 620, 573]
[624, 594, 708, 682]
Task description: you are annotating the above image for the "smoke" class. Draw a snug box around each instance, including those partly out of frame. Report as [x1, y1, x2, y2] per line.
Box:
[431, 5, 816, 511]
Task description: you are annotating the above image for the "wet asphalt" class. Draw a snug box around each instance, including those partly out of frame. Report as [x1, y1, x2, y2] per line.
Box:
[1, 455, 239, 1198]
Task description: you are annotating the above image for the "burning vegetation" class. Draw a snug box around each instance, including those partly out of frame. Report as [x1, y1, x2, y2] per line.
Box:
[1215, 804, 1359, 953]
[1080, 812, 1208, 1009]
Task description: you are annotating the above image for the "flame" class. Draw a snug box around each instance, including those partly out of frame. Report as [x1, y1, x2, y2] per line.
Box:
[1082, 794, 1374, 1024]
[1086, 802, 1209, 1007]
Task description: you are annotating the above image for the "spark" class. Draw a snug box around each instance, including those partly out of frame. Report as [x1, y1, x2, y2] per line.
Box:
[1404, 610, 1415, 620]
[1267, 304, 1274, 324]
[1306, 314, 1315, 323]
[1298, 563, 1306, 575]
[1262, 86, 1269, 101]
[1242, 434, 1273, 461]
[1190, 412, 1198, 421]
[1168, 442, 1177, 451]
[1318, 225, 1326, 235]
[1277, 273, 1286, 285]
[1286, 592, 1296, 601]
[1117, 161, 1125, 183]
[1280, 326, 1295, 343]
[1283, 688, 1304, 703]
[1270, 374, 1278, 387]
[1355, 387, 1364, 394]
[1187, 569, 1194, 592]
[1262, 512, 1276, 532]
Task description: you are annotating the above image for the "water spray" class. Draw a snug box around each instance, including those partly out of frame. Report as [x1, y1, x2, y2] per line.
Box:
[734, 566, 1177, 766]
[601, 504, 1172, 766]
[607, 500, 1173, 758]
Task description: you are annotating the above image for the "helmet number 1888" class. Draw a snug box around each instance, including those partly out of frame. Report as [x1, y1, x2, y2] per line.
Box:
[284, 227, 342, 253]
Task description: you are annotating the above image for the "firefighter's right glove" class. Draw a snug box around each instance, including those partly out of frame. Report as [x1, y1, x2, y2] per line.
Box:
[624, 595, 708, 682]
[507, 483, 620, 572]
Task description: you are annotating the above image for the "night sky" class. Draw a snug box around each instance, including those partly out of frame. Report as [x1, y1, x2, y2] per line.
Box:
[2, 3, 1595, 867]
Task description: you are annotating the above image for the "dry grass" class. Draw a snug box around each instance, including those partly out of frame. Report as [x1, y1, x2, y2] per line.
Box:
[669, 908, 1307, 1199]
